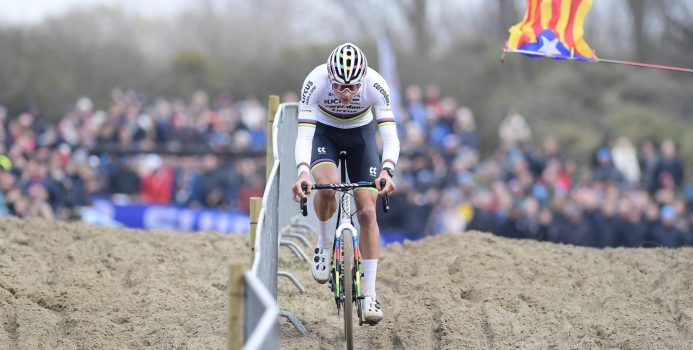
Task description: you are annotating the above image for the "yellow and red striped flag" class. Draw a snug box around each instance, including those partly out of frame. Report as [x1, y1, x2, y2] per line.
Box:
[506, 0, 596, 60]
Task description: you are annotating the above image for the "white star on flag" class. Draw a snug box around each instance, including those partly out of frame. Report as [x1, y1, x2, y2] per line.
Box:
[537, 36, 561, 57]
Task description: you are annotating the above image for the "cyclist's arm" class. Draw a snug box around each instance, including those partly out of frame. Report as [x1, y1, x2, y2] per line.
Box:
[377, 118, 399, 171]
[295, 117, 315, 176]
[369, 75, 400, 171]
[295, 71, 323, 176]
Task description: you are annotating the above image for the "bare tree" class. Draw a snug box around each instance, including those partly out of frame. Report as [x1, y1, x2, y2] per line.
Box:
[401, 0, 433, 54]
[627, 0, 649, 61]
[658, 1, 693, 67]
[498, 0, 519, 40]
[334, 0, 458, 56]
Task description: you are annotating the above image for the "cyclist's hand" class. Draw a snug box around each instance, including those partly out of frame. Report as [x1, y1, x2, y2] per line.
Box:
[292, 172, 312, 202]
[376, 171, 396, 195]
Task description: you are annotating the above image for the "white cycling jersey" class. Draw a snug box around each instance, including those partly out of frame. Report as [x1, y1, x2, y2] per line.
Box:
[295, 64, 400, 174]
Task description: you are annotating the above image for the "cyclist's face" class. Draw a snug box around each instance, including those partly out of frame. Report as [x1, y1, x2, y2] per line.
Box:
[332, 82, 361, 103]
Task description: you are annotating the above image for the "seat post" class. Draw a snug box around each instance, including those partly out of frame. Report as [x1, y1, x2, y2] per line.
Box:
[339, 151, 347, 182]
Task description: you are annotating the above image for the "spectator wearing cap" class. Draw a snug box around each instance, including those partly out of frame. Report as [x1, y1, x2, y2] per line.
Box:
[652, 205, 685, 247]
[139, 154, 174, 204]
[592, 147, 622, 184]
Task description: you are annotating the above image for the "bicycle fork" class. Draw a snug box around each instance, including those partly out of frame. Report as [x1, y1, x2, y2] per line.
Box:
[352, 232, 366, 326]
[330, 224, 364, 318]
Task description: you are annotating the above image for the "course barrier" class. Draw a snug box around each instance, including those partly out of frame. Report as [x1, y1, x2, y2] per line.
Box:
[229, 96, 310, 350]
[229, 264, 278, 350]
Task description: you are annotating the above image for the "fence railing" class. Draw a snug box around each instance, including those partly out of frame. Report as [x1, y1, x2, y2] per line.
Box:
[229, 97, 309, 350]
[242, 271, 279, 350]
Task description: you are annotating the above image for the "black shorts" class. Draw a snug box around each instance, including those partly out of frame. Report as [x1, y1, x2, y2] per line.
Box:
[310, 122, 380, 182]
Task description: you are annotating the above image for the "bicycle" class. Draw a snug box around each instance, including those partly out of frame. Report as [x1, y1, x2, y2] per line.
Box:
[299, 153, 390, 350]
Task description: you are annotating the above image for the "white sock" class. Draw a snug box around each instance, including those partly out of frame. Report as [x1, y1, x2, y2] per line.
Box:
[317, 220, 334, 249]
[362, 259, 378, 298]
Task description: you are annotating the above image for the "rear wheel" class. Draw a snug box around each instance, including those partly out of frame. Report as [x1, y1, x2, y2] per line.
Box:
[342, 229, 354, 350]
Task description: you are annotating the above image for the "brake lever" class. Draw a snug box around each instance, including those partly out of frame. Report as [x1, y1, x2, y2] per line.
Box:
[379, 178, 390, 213]
[300, 181, 308, 216]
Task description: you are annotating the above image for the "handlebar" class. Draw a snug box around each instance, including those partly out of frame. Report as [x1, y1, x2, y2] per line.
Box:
[300, 182, 308, 216]
[380, 178, 390, 213]
[311, 181, 377, 190]
[300, 180, 391, 216]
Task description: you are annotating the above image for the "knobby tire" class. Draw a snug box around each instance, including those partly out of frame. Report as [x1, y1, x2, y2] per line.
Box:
[342, 229, 354, 350]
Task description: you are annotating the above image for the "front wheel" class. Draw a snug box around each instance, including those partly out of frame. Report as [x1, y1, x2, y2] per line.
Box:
[342, 229, 354, 350]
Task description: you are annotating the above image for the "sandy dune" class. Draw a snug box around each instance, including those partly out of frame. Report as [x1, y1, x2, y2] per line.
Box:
[280, 232, 693, 349]
[1, 218, 691, 349]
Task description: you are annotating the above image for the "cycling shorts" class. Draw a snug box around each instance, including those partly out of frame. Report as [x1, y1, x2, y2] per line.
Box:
[310, 122, 380, 183]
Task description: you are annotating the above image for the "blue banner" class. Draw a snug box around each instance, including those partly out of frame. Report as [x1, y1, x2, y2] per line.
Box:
[85, 199, 416, 244]
[88, 199, 249, 234]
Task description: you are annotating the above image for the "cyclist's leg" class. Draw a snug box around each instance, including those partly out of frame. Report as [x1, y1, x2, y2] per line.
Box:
[353, 189, 379, 259]
[311, 164, 339, 221]
[309, 124, 340, 284]
[346, 123, 383, 321]
[310, 123, 340, 222]
[354, 189, 383, 323]
[345, 121, 381, 261]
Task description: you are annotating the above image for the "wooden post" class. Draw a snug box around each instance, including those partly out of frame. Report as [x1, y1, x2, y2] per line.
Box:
[266, 95, 280, 180]
[228, 264, 245, 350]
[249, 197, 262, 265]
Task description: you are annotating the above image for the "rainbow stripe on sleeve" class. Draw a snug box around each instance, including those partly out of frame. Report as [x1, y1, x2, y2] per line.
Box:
[298, 119, 317, 128]
[377, 118, 396, 127]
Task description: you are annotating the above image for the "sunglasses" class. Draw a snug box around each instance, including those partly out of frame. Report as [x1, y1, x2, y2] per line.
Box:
[332, 82, 361, 94]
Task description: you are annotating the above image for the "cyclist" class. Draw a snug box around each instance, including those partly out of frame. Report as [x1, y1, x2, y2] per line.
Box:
[292, 42, 400, 325]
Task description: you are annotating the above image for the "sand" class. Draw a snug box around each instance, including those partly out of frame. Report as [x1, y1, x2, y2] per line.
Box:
[1, 217, 692, 349]
[0, 217, 247, 350]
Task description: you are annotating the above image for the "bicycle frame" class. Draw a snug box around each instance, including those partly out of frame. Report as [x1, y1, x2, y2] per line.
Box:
[332, 185, 363, 313]
[299, 152, 390, 346]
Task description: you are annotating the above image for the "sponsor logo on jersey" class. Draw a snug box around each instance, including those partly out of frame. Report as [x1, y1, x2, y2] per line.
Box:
[317, 147, 326, 154]
[373, 83, 390, 105]
[322, 95, 365, 114]
[301, 81, 315, 103]
[375, 106, 393, 113]
[369, 167, 377, 177]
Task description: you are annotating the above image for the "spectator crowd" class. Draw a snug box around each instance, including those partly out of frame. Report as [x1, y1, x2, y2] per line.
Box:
[382, 84, 692, 248]
[0, 89, 274, 220]
[0, 85, 692, 248]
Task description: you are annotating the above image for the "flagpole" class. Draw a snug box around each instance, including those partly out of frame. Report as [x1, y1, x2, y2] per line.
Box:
[596, 58, 693, 74]
[502, 48, 693, 74]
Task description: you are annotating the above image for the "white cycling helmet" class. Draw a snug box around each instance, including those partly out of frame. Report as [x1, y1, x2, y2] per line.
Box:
[326, 42, 368, 85]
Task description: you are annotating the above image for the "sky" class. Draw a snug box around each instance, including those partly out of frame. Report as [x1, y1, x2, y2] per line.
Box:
[0, 0, 208, 24]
